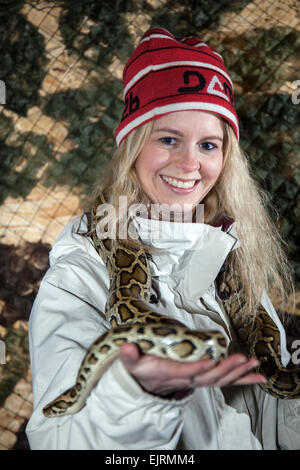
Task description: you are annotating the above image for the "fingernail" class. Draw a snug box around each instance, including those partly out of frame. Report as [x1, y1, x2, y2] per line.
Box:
[251, 359, 260, 367]
[236, 356, 248, 364]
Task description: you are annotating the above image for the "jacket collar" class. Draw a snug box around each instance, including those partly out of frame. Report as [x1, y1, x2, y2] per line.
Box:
[132, 216, 239, 305]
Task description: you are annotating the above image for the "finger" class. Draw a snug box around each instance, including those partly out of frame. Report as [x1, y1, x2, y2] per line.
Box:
[158, 356, 244, 393]
[233, 372, 267, 385]
[120, 343, 141, 371]
[193, 354, 253, 387]
[213, 358, 261, 387]
[127, 352, 216, 380]
[162, 358, 216, 380]
[150, 358, 217, 392]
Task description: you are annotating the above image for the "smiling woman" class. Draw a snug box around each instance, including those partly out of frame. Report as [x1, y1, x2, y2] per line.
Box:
[26, 28, 299, 451]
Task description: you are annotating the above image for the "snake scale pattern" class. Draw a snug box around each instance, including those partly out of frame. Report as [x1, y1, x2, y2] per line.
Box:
[219, 270, 300, 399]
[43, 194, 300, 417]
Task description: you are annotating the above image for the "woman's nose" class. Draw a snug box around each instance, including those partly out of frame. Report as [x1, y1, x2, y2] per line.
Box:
[174, 145, 200, 172]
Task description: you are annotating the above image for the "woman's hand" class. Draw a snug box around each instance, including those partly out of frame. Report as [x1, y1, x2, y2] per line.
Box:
[120, 343, 266, 397]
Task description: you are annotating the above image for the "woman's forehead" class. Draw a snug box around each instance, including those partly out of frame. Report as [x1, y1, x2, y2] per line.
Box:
[153, 110, 224, 136]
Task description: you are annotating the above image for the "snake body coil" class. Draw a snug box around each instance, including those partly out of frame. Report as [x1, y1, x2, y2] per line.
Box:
[43, 194, 300, 418]
[43, 195, 226, 417]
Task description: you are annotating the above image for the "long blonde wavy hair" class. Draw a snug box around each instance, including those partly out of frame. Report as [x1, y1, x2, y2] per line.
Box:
[90, 118, 294, 315]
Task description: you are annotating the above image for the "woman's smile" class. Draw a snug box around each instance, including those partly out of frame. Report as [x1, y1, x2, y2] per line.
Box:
[160, 175, 201, 192]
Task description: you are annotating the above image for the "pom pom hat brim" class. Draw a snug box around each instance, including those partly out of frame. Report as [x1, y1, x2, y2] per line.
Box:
[115, 28, 239, 147]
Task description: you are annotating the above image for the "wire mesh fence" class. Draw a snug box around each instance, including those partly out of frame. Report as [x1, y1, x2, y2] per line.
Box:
[0, 0, 299, 450]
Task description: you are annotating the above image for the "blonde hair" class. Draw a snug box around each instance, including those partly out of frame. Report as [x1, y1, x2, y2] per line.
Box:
[91, 120, 294, 314]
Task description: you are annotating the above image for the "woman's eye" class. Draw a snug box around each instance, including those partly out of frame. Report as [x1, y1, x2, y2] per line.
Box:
[201, 142, 217, 151]
[159, 136, 177, 146]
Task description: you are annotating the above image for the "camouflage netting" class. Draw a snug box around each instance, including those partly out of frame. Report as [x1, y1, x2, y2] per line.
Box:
[0, 0, 299, 450]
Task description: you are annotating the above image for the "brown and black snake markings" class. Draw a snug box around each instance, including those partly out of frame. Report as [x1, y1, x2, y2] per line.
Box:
[43, 194, 300, 418]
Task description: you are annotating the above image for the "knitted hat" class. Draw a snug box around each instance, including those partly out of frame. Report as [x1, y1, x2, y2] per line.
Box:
[115, 28, 239, 147]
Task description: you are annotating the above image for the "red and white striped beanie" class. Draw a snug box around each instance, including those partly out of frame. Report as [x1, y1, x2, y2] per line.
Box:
[115, 28, 239, 147]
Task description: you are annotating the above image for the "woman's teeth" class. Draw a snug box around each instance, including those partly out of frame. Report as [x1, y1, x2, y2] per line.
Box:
[161, 175, 196, 189]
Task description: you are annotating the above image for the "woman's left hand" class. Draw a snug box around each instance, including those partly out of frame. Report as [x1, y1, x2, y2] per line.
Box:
[120, 343, 266, 397]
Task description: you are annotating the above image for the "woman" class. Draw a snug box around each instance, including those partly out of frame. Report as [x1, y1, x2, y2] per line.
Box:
[26, 28, 299, 450]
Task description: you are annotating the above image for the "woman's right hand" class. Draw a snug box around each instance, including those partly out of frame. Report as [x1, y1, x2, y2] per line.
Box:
[120, 343, 266, 397]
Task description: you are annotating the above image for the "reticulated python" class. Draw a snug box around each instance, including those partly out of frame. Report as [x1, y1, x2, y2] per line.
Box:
[43, 194, 300, 418]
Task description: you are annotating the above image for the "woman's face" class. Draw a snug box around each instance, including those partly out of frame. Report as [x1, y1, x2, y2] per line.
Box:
[134, 111, 224, 211]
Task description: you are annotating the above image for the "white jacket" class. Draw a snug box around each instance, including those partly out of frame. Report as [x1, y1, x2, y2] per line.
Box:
[26, 214, 300, 450]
